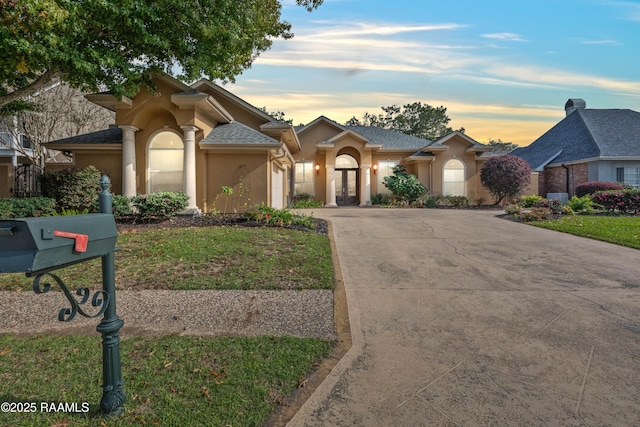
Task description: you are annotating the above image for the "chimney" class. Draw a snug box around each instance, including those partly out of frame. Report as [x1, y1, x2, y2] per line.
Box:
[565, 98, 586, 116]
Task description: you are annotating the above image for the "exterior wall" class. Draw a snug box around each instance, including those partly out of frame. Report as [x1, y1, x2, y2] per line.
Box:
[430, 137, 482, 199]
[542, 163, 588, 197]
[204, 152, 268, 213]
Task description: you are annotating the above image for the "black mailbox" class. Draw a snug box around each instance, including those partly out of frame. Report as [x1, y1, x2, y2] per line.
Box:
[0, 214, 117, 275]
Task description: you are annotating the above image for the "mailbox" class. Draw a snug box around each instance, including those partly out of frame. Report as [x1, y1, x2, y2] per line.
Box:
[0, 214, 117, 275]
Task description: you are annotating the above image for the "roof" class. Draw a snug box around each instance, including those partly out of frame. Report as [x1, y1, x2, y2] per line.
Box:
[47, 127, 122, 145]
[201, 121, 279, 146]
[345, 126, 434, 150]
[513, 107, 640, 169]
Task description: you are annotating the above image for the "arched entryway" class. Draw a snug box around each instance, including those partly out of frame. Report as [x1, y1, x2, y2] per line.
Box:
[147, 130, 184, 193]
[335, 154, 359, 205]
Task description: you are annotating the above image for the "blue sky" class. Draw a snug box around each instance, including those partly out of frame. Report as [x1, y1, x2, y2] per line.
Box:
[223, 0, 640, 147]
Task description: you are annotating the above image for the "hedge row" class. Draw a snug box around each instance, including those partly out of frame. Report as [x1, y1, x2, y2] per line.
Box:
[591, 190, 640, 214]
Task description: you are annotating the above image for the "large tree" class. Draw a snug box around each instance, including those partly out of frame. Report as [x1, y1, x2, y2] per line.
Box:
[346, 102, 464, 140]
[480, 154, 531, 204]
[0, 0, 322, 114]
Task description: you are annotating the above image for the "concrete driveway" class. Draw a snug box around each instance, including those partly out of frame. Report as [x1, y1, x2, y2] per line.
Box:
[288, 208, 640, 426]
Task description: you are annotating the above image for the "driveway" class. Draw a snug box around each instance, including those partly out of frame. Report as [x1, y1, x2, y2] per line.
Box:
[288, 208, 640, 426]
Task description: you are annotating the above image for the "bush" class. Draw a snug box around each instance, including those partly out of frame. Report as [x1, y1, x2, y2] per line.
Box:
[567, 195, 594, 214]
[504, 204, 521, 215]
[131, 192, 189, 218]
[245, 204, 315, 229]
[41, 166, 102, 212]
[112, 195, 133, 216]
[371, 193, 394, 206]
[575, 181, 624, 198]
[534, 198, 564, 215]
[520, 207, 551, 222]
[519, 194, 544, 208]
[0, 197, 57, 219]
[382, 165, 427, 204]
[480, 155, 531, 204]
[591, 189, 640, 213]
[411, 194, 437, 208]
[290, 195, 323, 209]
[438, 195, 470, 207]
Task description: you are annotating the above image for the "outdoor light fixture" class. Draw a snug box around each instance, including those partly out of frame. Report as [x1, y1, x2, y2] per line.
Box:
[315, 163, 320, 174]
[373, 163, 378, 174]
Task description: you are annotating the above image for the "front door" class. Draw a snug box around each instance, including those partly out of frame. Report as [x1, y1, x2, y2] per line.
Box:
[336, 169, 358, 205]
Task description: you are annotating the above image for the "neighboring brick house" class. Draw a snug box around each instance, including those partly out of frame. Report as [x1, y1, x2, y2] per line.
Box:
[513, 99, 640, 198]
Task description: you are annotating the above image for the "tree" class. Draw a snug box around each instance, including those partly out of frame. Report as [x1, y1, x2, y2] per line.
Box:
[0, 0, 323, 114]
[347, 102, 464, 140]
[487, 138, 518, 153]
[480, 155, 531, 204]
[259, 107, 293, 124]
[0, 82, 114, 165]
[382, 165, 427, 204]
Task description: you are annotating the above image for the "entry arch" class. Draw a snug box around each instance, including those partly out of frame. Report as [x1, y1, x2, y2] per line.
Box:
[335, 152, 360, 205]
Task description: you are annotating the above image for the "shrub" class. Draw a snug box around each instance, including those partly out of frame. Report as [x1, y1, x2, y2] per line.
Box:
[411, 194, 437, 208]
[504, 204, 521, 215]
[519, 194, 544, 208]
[575, 181, 624, 198]
[371, 193, 394, 206]
[480, 155, 531, 204]
[382, 165, 427, 204]
[131, 192, 189, 218]
[112, 195, 133, 216]
[520, 207, 551, 222]
[591, 189, 640, 213]
[290, 196, 323, 209]
[438, 195, 470, 207]
[41, 166, 102, 212]
[0, 197, 57, 219]
[567, 195, 594, 214]
[245, 204, 315, 229]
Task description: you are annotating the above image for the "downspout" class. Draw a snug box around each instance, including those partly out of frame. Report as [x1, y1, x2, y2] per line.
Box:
[562, 163, 570, 195]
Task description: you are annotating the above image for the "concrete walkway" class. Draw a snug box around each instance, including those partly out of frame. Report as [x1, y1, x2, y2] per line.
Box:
[288, 208, 640, 426]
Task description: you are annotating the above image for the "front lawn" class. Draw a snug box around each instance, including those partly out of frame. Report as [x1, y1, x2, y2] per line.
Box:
[0, 334, 332, 427]
[530, 215, 640, 249]
[0, 226, 334, 292]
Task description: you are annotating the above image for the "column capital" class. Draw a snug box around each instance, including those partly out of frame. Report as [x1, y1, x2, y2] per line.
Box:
[180, 125, 200, 133]
[118, 125, 139, 132]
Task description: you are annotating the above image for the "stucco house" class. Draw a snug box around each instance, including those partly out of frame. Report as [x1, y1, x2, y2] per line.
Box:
[513, 99, 640, 198]
[45, 72, 494, 211]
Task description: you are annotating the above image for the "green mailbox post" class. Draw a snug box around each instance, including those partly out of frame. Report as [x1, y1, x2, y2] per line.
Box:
[0, 176, 125, 417]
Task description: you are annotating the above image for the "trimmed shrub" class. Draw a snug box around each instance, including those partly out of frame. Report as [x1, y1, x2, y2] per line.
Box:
[131, 192, 189, 218]
[0, 197, 57, 219]
[112, 195, 133, 216]
[520, 207, 551, 222]
[371, 193, 394, 206]
[290, 194, 323, 209]
[437, 195, 470, 207]
[534, 198, 564, 215]
[245, 204, 315, 229]
[591, 189, 640, 213]
[480, 155, 531, 204]
[575, 181, 624, 198]
[41, 166, 102, 212]
[504, 204, 521, 215]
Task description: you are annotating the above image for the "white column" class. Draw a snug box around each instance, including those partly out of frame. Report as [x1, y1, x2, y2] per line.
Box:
[180, 125, 200, 213]
[119, 125, 138, 197]
[360, 164, 371, 206]
[325, 165, 337, 207]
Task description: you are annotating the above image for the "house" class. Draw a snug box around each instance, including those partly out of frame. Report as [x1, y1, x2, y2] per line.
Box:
[513, 99, 640, 198]
[0, 121, 37, 197]
[45, 72, 495, 211]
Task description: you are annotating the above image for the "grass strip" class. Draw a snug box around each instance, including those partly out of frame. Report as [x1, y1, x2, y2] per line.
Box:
[531, 215, 640, 249]
[0, 334, 332, 427]
[0, 226, 334, 292]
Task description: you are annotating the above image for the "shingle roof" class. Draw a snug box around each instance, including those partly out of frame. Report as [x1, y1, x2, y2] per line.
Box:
[201, 121, 279, 145]
[47, 127, 122, 145]
[513, 108, 640, 169]
[345, 125, 434, 150]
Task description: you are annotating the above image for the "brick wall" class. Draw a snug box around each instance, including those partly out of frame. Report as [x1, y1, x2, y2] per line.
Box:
[542, 163, 589, 196]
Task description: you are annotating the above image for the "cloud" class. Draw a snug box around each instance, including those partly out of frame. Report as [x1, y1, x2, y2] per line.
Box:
[580, 39, 619, 45]
[481, 32, 528, 42]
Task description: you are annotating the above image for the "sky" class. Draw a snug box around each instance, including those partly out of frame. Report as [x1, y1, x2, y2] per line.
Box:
[222, 0, 640, 147]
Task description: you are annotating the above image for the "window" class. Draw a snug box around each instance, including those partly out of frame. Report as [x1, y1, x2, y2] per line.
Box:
[376, 161, 396, 195]
[618, 167, 640, 188]
[443, 158, 465, 196]
[336, 154, 358, 169]
[148, 131, 183, 193]
[295, 162, 314, 195]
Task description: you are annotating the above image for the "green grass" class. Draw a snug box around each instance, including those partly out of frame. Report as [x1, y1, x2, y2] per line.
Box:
[531, 215, 640, 249]
[0, 226, 334, 292]
[0, 334, 332, 427]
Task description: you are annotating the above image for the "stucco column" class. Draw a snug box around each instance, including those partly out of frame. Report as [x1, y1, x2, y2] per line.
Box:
[180, 125, 200, 213]
[119, 125, 138, 197]
[360, 164, 371, 206]
[325, 165, 337, 207]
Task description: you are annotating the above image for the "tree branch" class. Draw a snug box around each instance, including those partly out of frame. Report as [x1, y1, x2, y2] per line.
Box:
[0, 69, 63, 108]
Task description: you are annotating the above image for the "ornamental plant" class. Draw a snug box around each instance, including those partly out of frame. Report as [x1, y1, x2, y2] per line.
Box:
[591, 189, 640, 214]
[480, 155, 531, 204]
[382, 165, 427, 204]
[575, 181, 624, 197]
[131, 192, 189, 218]
[41, 165, 102, 212]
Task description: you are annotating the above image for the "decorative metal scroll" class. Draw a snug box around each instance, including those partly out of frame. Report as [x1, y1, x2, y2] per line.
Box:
[32, 272, 109, 322]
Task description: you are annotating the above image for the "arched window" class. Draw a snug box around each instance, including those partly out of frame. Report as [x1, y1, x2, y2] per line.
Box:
[443, 158, 465, 196]
[335, 154, 358, 169]
[148, 130, 183, 193]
